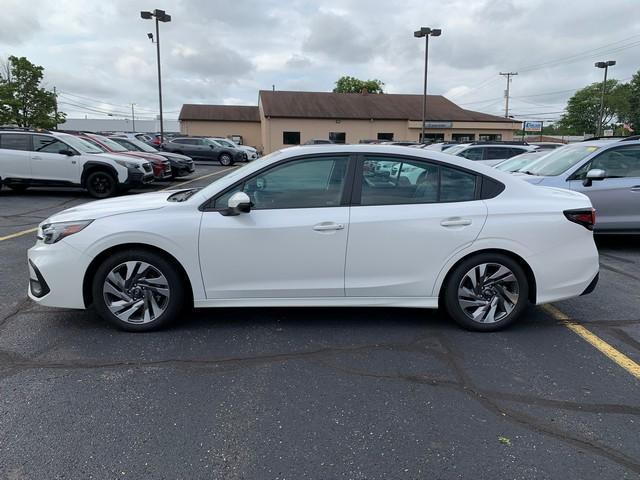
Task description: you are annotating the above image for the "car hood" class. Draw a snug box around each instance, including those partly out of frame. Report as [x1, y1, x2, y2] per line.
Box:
[43, 191, 176, 223]
[93, 152, 148, 166]
[118, 151, 167, 163]
[157, 151, 191, 161]
[239, 146, 257, 153]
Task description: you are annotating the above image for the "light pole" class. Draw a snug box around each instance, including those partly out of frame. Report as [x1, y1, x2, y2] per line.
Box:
[131, 103, 136, 132]
[414, 27, 441, 143]
[594, 60, 616, 137]
[141, 9, 171, 143]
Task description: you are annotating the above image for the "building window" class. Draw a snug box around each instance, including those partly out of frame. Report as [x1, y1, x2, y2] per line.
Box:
[377, 132, 394, 141]
[329, 132, 346, 144]
[420, 133, 445, 142]
[283, 131, 301, 145]
[479, 134, 502, 141]
[452, 133, 475, 142]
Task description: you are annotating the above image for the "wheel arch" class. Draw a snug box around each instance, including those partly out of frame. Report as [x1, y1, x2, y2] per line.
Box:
[437, 248, 537, 305]
[81, 161, 119, 187]
[82, 243, 194, 308]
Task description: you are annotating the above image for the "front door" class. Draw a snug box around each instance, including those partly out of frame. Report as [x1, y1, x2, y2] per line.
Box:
[30, 135, 80, 183]
[198, 154, 353, 298]
[346, 155, 487, 297]
[569, 145, 640, 231]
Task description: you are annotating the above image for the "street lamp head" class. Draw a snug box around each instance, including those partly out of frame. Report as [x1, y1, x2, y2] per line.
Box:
[147, 32, 154, 41]
[414, 30, 426, 38]
[414, 27, 441, 38]
[606, 60, 616, 67]
[140, 10, 152, 19]
[431, 29, 442, 37]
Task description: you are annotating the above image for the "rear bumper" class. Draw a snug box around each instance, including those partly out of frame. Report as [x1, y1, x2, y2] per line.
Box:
[580, 272, 599, 296]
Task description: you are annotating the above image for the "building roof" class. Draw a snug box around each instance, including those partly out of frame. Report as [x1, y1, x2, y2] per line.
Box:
[179, 104, 260, 122]
[258, 90, 519, 123]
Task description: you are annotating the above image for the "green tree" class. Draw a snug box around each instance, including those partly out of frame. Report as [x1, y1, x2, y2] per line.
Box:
[627, 70, 640, 133]
[333, 76, 384, 94]
[556, 79, 628, 135]
[0, 56, 65, 128]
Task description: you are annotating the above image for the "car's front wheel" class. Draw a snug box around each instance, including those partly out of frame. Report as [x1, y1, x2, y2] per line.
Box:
[92, 249, 185, 332]
[86, 171, 117, 198]
[443, 253, 529, 331]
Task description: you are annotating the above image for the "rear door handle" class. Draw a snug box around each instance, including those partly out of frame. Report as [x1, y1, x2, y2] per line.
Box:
[32, 156, 42, 160]
[631, 186, 640, 192]
[313, 222, 345, 231]
[440, 218, 472, 227]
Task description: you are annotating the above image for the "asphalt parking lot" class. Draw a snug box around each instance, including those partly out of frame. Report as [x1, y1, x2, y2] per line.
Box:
[0, 164, 638, 479]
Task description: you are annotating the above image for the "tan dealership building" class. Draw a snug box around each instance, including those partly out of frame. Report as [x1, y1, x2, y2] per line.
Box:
[179, 90, 521, 154]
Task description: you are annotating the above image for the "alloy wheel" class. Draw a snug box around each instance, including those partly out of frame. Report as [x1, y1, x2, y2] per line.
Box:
[102, 261, 170, 324]
[457, 262, 520, 324]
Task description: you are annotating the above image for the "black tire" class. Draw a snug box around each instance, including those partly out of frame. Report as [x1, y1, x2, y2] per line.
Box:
[92, 249, 185, 332]
[8, 184, 28, 192]
[218, 153, 234, 166]
[443, 253, 529, 332]
[86, 170, 117, 198]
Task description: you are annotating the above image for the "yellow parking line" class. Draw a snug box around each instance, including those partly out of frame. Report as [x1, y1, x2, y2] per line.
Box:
[542, 304, 640, 380]
[0, 227, 38, 242]
[159, 166, 236, 191]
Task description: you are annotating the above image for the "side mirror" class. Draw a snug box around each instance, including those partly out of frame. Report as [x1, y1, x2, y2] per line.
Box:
[223, 191, 251, 216]
[59, 149, 76, 156]
[209, 144, 215, 149]
[583, 168, 606, 187]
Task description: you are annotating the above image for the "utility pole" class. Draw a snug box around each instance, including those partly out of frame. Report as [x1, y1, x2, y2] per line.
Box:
[53, 86, 58, 130]
[131, 103, 136, 132]
[499, 72, 518, 118]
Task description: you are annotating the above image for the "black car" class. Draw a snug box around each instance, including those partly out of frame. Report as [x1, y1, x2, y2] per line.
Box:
[162, 137, 243, 166]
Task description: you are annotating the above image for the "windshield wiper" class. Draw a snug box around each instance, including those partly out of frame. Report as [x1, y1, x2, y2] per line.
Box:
[520, 170, 537, 175]
[167, 188, 200, 202]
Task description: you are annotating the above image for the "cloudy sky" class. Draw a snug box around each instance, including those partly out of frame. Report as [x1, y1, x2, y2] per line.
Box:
[2, 0, 639, 123]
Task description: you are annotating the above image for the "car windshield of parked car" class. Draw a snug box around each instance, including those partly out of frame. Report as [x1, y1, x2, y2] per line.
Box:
[94, 135, 129, 152]
[59, 134, 105, 154]
[520, 145, 600, 176]
[495, 152, 546, 172]
[121, 137, 158, 153]
[212, 138, 236, 148]
[443, 145, 468, 155]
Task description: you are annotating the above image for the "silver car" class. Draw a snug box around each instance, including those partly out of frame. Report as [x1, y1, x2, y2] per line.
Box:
[517, 138, 640, 233]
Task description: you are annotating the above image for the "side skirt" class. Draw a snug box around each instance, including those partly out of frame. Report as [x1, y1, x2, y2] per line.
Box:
[193, 297, 439, 309]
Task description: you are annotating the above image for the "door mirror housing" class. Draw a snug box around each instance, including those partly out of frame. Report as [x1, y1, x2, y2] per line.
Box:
[583, 168, 606, 187]
[222, 191, 251, 216]
[59, 148, 76, 156]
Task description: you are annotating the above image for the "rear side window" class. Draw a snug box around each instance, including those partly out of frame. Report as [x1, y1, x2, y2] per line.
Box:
[359, 156, 478, 205]
[0, 134, 30, 151]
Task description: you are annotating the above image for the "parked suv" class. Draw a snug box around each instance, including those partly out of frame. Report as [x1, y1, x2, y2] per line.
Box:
[162, 137, 243, 165]
[0, 128, 153, 198]
[445, 142, 537, 166]
[208, 137, 259, 161]
[65, 132, 172, 181]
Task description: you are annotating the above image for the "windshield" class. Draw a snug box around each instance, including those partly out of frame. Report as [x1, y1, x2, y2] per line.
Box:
[521, 145, 600, 176]
[93, 135, 129, 152]
[214, 138, 236, 148]
[58, 134, 105, 154]
[443, 145, 468, 155]
[495, 153, 545, 172]
[118, 137, 158, 153]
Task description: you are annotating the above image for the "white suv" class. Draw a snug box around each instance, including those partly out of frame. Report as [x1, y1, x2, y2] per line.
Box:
[0, 129, 154, 197]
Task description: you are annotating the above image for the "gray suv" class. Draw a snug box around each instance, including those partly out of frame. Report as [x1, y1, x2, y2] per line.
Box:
[517, 138, 640, 233]
[162, 137, 244, 166]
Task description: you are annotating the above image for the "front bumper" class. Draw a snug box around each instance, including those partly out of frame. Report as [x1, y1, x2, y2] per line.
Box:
[28, 240, 90, 309]
[125, 169, 155, 187]
[170, 160, 195, 177]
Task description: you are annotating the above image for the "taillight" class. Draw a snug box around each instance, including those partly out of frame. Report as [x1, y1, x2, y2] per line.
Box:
[564, 208, 596, 230]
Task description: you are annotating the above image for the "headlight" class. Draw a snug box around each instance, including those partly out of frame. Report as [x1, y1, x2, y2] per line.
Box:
[113, 158, 139, 169]
[38, 220, 93, 244]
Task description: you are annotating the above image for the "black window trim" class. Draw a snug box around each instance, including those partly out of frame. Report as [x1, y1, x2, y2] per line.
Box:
[200, 152, 358, 212]
[351, 153, 492, 206]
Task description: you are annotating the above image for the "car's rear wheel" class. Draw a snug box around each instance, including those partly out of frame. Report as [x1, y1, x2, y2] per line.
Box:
[86, 171, 117, 198]
[219, 153, 233, 166]
[443, 253, 529, 332]
[92, 249, 185, 332]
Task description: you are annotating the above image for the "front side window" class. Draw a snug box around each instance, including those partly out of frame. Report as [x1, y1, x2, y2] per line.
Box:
[215, 156, 349, 210]
[283, 131, 300, 145]
[486, 147, 511, 160]
[359, 156, 477, 205]
[0, 134, 30, 151]
[459, 147, 484, 161]
[587, 146, 640, 178]
[33, 135, 70, 154]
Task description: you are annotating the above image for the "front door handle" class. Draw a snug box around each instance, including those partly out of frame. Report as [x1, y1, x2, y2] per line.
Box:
[313, 222, 345, 231]
[32, 156, 42, 160]
[440, 218, 472, 227]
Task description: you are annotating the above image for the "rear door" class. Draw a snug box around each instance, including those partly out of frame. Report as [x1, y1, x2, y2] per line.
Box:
[30, 135, 80, 183]
[345, 155, 487, 297]
[0, 133, 32, 180]
[568, 145, 640, 231]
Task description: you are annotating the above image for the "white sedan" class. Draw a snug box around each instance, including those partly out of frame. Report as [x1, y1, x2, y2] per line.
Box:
[28, 145, 599, 332]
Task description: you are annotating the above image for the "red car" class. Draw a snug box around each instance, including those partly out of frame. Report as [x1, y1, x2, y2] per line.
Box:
[66, 132, 172, 180]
